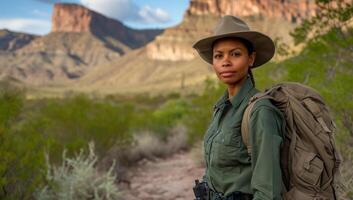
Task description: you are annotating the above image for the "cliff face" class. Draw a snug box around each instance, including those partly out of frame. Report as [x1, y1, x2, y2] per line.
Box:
[187, 0, 316, 24]
[146, 14, 219, 61]
[51, 4, 92, 33]
[51, 3, 162, 48]
[146, 0, 317, 62]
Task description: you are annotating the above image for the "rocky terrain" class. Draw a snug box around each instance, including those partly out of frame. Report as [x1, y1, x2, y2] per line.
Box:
[0, 29, 37, 51]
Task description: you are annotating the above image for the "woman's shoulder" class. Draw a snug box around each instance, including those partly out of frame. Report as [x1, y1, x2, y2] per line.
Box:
[250, 97, 283, 119]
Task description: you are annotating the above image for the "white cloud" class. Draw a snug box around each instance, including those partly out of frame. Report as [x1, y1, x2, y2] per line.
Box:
[139, 6, 170, 23]
[80, 0, 171, 25]
[81, 0, 139, 21]
[0, 18, 51, 35]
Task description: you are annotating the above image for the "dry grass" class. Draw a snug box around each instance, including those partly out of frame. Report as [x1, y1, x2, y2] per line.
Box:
[128, 125, 189, 161]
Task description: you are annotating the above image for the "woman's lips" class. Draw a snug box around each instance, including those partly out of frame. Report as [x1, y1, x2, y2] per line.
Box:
[220, 71, 236, 78]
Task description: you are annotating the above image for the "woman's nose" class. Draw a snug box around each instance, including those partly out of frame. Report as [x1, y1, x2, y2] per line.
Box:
[222, 55, 231, 67]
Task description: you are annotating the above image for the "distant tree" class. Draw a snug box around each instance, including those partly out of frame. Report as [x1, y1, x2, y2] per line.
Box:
[273, 37, 291, 57]
[290, 0, 353, 45]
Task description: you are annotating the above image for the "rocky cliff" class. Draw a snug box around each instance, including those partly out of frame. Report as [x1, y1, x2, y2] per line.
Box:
[52, 3, 162, 48]
[146, 15, 219, 61]
[146, 0, 317, 62]
[187, 0, 316, 24]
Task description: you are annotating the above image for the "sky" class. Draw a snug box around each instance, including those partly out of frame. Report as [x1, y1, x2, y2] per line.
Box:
[0, 0, 190, 35]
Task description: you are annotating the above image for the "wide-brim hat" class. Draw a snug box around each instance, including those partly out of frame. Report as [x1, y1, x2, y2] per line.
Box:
[193, 15, 275, 68]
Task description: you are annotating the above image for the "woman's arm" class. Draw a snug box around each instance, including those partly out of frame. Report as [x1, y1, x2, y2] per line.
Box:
[249, 104, 284, 200]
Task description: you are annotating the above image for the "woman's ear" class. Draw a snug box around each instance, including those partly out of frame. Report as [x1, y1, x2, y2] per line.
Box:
[249, 52, 256, 67]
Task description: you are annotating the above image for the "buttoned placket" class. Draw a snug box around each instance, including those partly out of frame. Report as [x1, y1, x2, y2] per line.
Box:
[207, 100, 232, 191]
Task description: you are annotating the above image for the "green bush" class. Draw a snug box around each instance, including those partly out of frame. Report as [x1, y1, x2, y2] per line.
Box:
[20, 95, 135, 161]
[149, 99, 190, 139]
[131, 98, 190, 140]
[0, 87, 47, 199]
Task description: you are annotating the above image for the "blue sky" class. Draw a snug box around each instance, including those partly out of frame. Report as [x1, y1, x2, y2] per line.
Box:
[0, 0, 190, 35]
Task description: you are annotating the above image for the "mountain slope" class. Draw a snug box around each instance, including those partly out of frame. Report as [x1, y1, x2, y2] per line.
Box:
[0, 3, 162, 86]
[0, 29, 37, 51]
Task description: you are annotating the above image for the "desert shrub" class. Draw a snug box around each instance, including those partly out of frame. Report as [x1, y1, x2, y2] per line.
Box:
[36, 143, 120, 200]
[128, 125, 188, 161]
[0, 83, 24, 132]
[0, 87, 48, 199]
[148, 99, 190, 139]
[20, 95, 134, 162]
[0, 92, 137, 199]
[131, 98, 190, 140]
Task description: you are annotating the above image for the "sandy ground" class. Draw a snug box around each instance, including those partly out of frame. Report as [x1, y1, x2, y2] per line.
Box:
[120, 151, 205, 200]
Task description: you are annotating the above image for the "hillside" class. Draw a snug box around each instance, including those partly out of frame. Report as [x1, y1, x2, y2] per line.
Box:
[70, 0, 317, 95]
[0, 3, 162, 87]
[0, 29, 37, 51]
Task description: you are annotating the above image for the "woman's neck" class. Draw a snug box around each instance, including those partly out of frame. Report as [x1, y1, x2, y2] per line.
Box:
[227, 76, 247, 99]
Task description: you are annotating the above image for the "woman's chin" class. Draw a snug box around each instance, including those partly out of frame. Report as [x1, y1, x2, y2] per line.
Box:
[221, 77, 246, 86]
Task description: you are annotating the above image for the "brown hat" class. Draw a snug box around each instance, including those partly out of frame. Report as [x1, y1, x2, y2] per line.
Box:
[193, 15, 275, 68]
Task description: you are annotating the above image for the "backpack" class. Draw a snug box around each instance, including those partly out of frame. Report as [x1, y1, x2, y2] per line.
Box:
[241, 82, 342, 200]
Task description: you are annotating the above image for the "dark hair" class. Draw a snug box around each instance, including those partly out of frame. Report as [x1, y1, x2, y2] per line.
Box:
[212, 37, 256, 86]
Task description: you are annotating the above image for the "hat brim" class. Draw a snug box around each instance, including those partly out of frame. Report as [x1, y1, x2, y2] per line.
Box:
[192, 31, 275, 68]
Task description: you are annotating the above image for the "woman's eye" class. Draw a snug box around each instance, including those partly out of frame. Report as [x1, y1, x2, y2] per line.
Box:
[231, 52, 241, 57]
[214, 54, 222, 59]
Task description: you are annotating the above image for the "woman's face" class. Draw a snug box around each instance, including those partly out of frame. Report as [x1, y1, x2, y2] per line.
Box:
[212, 38, 255, 87]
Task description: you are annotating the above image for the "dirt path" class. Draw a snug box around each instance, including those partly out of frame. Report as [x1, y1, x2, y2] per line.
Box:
[120, 151, 205, 200]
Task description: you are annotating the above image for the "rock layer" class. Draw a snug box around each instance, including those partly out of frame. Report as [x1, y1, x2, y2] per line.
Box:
[52, 3, 162, 48]
[187, 0, 316, 24]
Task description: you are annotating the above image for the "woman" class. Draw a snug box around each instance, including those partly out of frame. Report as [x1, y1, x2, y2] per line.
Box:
[193, 16, 284, 200]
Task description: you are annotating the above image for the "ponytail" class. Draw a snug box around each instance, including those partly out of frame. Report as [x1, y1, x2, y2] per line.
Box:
[248, 69, 255, 87]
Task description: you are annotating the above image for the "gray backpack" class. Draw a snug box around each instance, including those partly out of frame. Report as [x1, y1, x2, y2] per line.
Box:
[241, 82, 342, 200]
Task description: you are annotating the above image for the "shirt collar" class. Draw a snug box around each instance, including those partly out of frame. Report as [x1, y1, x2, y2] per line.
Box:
[214, 77, 255, 109]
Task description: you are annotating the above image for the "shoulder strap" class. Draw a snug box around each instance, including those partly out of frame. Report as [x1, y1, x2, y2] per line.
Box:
[241, 93, 273, 156]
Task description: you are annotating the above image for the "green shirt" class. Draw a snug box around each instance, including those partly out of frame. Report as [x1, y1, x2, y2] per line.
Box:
[203, 77, 284, 200]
